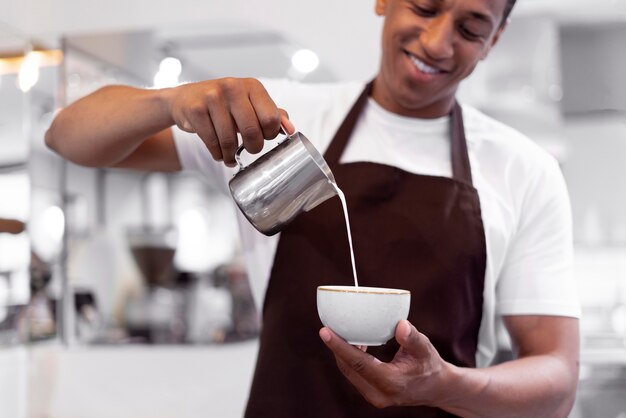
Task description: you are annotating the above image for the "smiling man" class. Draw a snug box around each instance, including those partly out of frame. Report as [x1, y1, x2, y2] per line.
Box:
[374, 0, 508, 117]
[45, 0, 580, 416]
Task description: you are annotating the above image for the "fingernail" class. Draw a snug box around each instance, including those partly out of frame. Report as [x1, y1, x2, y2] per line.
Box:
[320, 328, 331, 343]
[401, 320, 412, 339]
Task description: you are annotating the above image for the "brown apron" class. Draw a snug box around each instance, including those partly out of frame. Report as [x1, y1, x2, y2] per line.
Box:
[244, 83, 487, 418]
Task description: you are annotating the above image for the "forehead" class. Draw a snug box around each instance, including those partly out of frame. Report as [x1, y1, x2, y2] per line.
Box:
[470, 0, 509, 18]
[412, 0, 508, 23]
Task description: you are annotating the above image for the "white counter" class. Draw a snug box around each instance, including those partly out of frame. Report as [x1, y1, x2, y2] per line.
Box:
[0, 347, 28, 418]
[26, 340, 259, 418]
[5, 337, 626, 418]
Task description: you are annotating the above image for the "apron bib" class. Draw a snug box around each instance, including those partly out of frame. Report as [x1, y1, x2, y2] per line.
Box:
[245, 83, 487, 417]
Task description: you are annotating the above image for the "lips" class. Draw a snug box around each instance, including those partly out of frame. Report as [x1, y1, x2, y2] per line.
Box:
[405, 51, 447, 75]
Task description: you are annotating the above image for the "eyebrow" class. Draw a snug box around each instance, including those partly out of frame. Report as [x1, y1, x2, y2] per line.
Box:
[468, 11, 496, 27]
[425, 0, 497, 27]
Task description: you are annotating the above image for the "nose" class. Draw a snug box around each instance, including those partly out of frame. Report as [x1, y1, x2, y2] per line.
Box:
[420, 15, 454, 60]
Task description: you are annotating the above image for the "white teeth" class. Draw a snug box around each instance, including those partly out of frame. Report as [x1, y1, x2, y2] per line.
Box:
[408, 54, 441, 74]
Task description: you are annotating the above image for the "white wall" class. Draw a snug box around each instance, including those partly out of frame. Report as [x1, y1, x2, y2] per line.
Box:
[562, 116, 626, 246]
[4, 0, 383, 83]
[5, 0, 626, 85]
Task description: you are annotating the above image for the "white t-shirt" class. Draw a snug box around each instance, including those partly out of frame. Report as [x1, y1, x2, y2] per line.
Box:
[172, 79, 580, 367]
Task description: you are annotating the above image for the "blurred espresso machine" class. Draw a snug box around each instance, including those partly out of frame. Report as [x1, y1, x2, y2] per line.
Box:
[123, 173, 259, 344]
[124, 173, 184, 343]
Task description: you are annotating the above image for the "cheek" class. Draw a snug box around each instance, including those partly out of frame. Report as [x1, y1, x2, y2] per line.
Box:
[456, 47, 485, 75]
[475, 42, 491, 60]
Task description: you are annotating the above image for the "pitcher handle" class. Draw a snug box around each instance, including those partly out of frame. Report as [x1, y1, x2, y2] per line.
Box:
[234, 144, 248, 171]
[234, 123, 291, 171]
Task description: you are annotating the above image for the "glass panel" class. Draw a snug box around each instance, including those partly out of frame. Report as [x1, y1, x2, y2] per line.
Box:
[0, 23, 63, 349]
[58, 28, 311, 345]
[0, 29, 31, 347]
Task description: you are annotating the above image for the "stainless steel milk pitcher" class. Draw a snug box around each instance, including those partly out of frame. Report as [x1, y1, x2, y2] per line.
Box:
[228, 130, 337, 236]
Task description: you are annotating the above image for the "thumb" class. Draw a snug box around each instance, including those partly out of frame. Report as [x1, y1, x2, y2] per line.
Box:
[279, 109, 296, 135]
[395, 320, 430, 357]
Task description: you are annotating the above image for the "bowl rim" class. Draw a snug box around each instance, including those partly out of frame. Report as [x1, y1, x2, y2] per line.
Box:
[317, 285, 410, 295]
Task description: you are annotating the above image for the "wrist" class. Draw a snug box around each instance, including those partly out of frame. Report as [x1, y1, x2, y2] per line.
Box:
[154, 86, 177, 126]
[431, 362, 489, 410]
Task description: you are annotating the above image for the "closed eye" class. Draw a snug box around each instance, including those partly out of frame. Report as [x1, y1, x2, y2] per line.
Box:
[459, 26, 481, 40]
[411, 5, 438, 17]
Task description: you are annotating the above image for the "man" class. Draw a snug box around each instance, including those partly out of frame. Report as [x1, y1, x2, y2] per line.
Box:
[46, 0, 580, 416]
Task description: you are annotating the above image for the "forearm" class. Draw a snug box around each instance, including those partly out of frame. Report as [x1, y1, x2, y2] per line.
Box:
[45, 85, 174, 167]
[437, 354, 578, 418]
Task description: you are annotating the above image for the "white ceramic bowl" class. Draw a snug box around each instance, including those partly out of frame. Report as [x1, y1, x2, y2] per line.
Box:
[317, 285, 411, 346]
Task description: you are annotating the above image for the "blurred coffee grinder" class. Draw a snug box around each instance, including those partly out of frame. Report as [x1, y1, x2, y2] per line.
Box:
[125, 224, 185, 343]
[124, 174, 185, 343]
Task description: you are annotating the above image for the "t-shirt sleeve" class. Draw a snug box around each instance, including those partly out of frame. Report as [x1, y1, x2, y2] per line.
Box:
[171, 126, 234, 193]
[496, 156, 580, 318]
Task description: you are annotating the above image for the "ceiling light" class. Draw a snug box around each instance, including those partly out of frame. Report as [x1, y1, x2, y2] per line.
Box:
[17, 51, 41, 92]
[0, 49, 62, 76]
[291, 49, 319, 74]
[30, 204, 65, 262]
[43, 205, 65, 245]
[153, 57, 182, 88]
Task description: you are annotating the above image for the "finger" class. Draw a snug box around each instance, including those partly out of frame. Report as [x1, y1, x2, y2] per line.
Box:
[320, 328, 392, 408]
[319, 327, 387, 381]
[230, 98, 265, 154]
[394, 320, 432, 359]
[279, 109, 295, 135]
[334, 356, 389, 407]
[177, 118, 195, 133]
[249, 81, 282, 139]
[184, 106, 223, 162]
[206, 99, 239, 167]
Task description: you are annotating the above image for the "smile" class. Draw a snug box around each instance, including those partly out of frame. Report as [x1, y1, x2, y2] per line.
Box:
[406, 52, 445, 75]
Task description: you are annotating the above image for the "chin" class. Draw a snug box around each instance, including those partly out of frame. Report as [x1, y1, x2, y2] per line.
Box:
[396, 88, 434, 110]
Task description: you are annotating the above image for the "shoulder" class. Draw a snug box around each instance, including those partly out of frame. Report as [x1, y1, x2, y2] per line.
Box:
[259, 78, 365, 104]
[258, 78, 365, 122]
[258, 78, 366, 151]
[461, 103, 561, 181]
[461, 104, 570, 238]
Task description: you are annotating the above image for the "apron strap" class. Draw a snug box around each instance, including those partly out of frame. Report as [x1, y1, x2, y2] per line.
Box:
[450, 102, 473, 186]
[324, 81, 474, 186]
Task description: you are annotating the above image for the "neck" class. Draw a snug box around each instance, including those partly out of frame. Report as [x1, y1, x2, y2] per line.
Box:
[370, 76, 456, 119]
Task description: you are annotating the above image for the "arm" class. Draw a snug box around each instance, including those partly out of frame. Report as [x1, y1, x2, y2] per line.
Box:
[441, 315, 579, 417]
[45, 85, 180, 170]
[45, 78, 294, 171]
[320, 315, 579, 417]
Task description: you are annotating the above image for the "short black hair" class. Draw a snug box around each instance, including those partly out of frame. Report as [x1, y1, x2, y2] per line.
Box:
[502, 0, 517, 23]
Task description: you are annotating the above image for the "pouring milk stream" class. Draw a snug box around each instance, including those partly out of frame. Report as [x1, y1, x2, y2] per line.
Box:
[334, 186, 359, 287]
[228, 127, 359, 287]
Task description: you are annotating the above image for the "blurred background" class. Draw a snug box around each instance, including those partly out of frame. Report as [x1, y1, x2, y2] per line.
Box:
[1, 0, 625, 416]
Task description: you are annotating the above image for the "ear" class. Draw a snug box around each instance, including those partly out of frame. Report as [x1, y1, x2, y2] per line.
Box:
[480, 20, 508, 60]
[375, 0, 387, 16]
